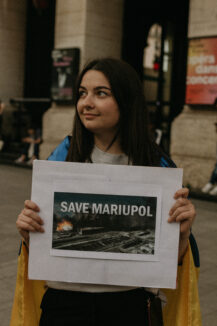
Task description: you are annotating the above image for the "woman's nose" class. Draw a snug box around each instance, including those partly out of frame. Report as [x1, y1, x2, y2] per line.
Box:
[83, 93, 94, 108]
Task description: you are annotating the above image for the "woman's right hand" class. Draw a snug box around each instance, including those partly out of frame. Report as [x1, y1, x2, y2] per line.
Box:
[16, 200, 44, 244]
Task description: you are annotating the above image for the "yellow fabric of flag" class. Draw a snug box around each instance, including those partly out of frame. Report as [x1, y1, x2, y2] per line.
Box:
[10, 241, 201, 326]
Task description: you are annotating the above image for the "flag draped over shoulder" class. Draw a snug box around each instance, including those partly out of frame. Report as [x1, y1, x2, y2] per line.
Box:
[10, 241, 45, 326]
[162, 241, 201, 326]
[10, 239, 202, 326]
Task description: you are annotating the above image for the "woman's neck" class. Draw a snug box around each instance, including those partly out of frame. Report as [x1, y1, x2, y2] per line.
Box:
[94, 134, 123, 154]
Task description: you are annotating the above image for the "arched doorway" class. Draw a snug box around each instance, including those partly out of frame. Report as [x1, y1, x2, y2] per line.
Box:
[122, 0, 189, 153]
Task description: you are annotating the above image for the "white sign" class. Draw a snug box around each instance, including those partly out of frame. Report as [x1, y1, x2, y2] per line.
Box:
[29, 160, 183, 289]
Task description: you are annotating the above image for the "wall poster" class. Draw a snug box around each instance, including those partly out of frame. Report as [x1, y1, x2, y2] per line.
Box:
[185, 37, 217, 105]
[51, 48, 80, 103]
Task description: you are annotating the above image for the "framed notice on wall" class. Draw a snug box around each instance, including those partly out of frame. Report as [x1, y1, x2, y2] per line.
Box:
[51, 48, 80, 103]
[185, 37, 217, 105]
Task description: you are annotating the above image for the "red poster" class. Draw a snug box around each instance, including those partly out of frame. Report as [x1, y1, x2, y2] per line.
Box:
[185, 37, 217, 105]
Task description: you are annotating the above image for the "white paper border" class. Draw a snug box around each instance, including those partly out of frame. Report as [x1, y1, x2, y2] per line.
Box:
[29, 160, 183, 289]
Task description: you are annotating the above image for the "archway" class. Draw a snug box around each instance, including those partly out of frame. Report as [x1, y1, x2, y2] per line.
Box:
[122, 0, 189, 153]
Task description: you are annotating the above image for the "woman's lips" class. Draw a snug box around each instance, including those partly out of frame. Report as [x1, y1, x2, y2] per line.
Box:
[83, 113, 99, 119]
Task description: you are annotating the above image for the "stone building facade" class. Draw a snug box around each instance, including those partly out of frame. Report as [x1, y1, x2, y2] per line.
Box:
[41, 0, 124, 157]
[0, 1, 27, 138]
[0, 0, 217, 189]
[170, 0, 217, 189]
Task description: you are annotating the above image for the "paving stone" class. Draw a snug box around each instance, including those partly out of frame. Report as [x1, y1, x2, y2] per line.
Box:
[203, 311, 217, 326]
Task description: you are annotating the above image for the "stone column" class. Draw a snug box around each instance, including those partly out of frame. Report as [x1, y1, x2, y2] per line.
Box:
[171, 106, 217, 188]
[0, 0, 27, 137]
[39, 0, 86, 158]
[84, 0, 123, 63]
[40, 0, 123, 159]
[170, 0, 217, 190]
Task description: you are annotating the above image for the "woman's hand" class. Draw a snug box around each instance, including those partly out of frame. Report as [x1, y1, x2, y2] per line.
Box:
[16, 200, 44, 245]
[168, 188, 196, 263]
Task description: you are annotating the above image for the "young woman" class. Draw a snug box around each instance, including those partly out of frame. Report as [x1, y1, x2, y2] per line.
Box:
[13, 58, 201, 326]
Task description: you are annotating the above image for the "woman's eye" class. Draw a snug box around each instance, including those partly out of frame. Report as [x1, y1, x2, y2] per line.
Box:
[97, 90, 107, 97]
[78, 90, 86, 98]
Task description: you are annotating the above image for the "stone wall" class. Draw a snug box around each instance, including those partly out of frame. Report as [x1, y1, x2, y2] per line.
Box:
[171, 106, 217, 189]
[188, 0, 217, 38]
[40, 0, 124, 159]
[0, 0, 27, 140]
[54, 0, 123, 67]
[41, 104, 75, 159]
[54, 0, 86, 66]
[0, 0, 26, 101]
[84, 0, 123, 62]
[40, 0, 85, 159]
[170, 0, 217, 190]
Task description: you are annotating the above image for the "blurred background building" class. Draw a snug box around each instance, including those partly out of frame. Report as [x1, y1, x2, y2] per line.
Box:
[0, 0, 217, 190]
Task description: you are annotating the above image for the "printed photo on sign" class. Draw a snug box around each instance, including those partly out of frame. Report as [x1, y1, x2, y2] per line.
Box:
[51, 192, 158, 261]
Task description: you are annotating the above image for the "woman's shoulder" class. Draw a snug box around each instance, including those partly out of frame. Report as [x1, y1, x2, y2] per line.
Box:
[160, 152, 177, 168]
[47, 136, 71, 161]
[150, 142, 176, 168]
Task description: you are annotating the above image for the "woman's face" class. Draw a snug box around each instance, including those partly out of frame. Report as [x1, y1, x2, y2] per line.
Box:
[77, 70, 120, 139]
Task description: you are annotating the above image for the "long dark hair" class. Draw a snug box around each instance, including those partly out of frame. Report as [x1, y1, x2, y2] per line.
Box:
[66, 58, 161, 166]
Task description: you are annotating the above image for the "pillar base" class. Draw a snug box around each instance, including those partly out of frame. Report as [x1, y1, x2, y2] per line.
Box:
[170, 105, 217, 189]
[40, 104, 75, 160]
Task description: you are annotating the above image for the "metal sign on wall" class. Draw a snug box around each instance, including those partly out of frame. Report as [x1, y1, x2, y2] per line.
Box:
[51, 48, 80, 103]
[185, 37, 217, 105]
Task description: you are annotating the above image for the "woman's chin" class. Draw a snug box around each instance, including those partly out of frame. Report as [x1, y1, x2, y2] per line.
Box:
[83, 122, 98, 132]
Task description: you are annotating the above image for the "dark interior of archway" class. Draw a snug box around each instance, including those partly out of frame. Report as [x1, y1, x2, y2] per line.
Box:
[24, 0, 56, 127]
[122, 0, 190, 122]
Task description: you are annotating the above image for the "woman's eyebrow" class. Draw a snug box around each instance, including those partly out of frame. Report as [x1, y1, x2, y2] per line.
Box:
[94, 86, 111, 91]
[79, 85, 111, 91]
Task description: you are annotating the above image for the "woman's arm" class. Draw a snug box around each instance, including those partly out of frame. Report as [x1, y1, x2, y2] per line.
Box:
[167, 188, 196, 264]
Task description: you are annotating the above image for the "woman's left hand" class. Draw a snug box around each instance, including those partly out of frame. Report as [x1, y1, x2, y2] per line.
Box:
[168, 187, 196, 262]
